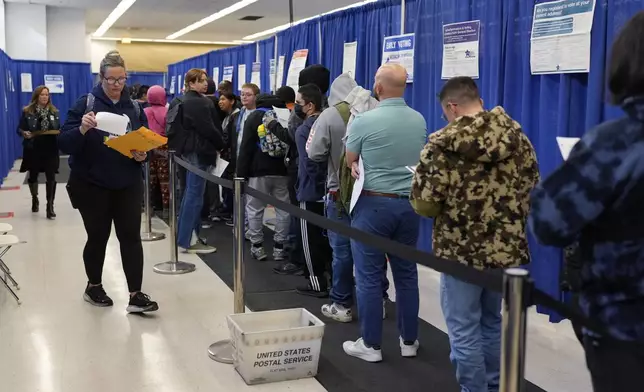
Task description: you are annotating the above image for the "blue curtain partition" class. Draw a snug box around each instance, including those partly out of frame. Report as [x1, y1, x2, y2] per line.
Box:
[276, 19, 322, 89]
[0, 50, 20, 182]
[206, 43, 257, 95]
[258, 37, 275, 93]
[127, 72, 166, 89]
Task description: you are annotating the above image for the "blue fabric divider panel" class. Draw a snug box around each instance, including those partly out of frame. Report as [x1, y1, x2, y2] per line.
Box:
[0, 50, 20, 182]
[276, 19, 322, 89]
[258, 37, 275, 93]
[127, 72, 166, 88]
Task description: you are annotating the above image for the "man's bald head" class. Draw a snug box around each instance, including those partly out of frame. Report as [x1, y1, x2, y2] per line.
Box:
[373, 63, 407, 100]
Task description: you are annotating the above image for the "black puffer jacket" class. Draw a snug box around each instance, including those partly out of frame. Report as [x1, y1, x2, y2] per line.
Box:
[237, 94, 288, 178]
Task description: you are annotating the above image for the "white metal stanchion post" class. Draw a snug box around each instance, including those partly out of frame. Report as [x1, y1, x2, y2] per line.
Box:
[153, 151, 196, 274]
[141, 160, 166, 242]
[500, 268, 530, 392]
[208, 177, 246, 364]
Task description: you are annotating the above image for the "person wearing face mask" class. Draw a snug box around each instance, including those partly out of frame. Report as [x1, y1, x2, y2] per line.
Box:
[18, 85, 61, 219]
[412, 76, 539, 391]
[59, 50, 157, 313]
[170, 69, 225, 254]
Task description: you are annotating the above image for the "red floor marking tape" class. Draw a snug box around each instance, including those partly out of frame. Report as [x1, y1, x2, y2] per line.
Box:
[0, 186, 20, 191]
[0, 212, 14, 218]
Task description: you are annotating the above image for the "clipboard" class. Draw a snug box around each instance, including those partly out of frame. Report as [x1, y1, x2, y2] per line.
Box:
[104, 127, 168, 158]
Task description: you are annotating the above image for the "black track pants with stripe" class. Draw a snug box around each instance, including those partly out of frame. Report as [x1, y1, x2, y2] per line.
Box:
[299, 201, 332, 291]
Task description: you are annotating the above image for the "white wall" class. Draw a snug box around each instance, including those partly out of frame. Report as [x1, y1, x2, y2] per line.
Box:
[46, 7, 87, 62]
[90, 40, 116, 73]
[0, 0, 6, 52]
[5, 3, 47, 60]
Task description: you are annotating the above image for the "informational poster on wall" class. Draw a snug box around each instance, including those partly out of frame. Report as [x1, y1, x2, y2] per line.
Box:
[178, 75, 182, 94]
[213, 67, 220, 86]
[381, 34, 415, 83]
[251, 62, 261, 89]
[286, 49, 309, 90]
[223, 66, 234, 82]
[441, 20, 481, 79]
[44, 75, 64, 94]
[20, 73, 33, 93]
[238, 64, 247, 90]
[269, 59, 277, 92]
[169, 76, 176, 94]
[342, 41, 358, 78]
[276, 56, 286, 88]
[530, 0, 596, 74]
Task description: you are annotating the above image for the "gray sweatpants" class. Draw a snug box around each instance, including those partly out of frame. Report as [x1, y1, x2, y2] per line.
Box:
[246, 176, 290, 246]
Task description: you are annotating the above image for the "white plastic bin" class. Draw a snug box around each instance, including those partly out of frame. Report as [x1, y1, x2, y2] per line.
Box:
[227, 308, 325, 385]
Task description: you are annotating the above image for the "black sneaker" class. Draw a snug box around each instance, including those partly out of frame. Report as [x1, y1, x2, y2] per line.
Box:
[127, 292, 159, 313]
[273, 262, 304, 276]
[83, 284, 114, 307]
[296, 281, 329, 298]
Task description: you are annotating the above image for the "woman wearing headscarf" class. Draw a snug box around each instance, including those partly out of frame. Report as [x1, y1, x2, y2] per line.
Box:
[144, 85, 170, 215]
[59, 50, 158, 314]
[18, 85, 60, 219]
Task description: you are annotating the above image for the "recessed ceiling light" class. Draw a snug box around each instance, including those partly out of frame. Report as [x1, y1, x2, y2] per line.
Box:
[243, 0, 377, 41]
[93, 0, 137, 37]
[167, 0, 258, 40]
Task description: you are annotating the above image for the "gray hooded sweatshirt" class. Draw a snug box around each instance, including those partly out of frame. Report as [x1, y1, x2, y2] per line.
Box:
[305, 74, 359, 191]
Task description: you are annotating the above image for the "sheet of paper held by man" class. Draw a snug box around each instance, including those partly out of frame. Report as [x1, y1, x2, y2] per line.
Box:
[350, 157, 365, 214]
[556, 137, 581, 161]
[210, 154, 229, 177]
[272, 106, 291, 128]
[95, 112, 130, 136]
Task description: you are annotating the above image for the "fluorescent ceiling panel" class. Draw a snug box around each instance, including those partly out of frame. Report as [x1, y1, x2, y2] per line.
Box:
[167, 0, 258, 40]
[243, 0, 377, 41]
[91, 37, 243, 45]
[93, 0, 137, 37]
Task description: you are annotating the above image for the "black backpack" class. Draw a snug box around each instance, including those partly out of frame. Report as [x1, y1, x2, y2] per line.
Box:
[166, 97, 185, 150]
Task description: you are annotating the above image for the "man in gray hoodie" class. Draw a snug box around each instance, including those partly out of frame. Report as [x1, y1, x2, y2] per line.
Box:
[306, 73, 387, 322]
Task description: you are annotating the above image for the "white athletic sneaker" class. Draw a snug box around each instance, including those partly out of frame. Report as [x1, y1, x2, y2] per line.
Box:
[343, 338, 382, 363]
[321, 303, 352, 323]
[399, 337, 420, 357]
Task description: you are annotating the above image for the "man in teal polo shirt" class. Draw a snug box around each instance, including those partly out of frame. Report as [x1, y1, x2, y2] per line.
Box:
[343, 63, 427, 362]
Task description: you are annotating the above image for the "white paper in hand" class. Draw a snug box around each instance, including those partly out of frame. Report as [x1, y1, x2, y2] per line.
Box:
[96, 112, 130, 136]
[272, 106, 291, 128]
[556, 137, 580, 161]
[349, 157, 365, 214]
[405, 165, 417, 174]
[210, 154, 229, 178]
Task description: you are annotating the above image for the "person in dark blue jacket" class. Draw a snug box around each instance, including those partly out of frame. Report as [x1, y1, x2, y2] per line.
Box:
[59, 50, 158, 314]
[294, 83, 331, 297]
[529, 12, 644, 392]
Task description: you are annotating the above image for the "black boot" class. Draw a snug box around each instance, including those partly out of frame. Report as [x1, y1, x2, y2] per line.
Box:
[29, 183, 39, 213]
[46, 181, 56, 220]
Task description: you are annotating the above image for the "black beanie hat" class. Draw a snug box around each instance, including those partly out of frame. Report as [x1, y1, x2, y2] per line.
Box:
[206, 78, 217, 95]
[298, 64, 330, 94]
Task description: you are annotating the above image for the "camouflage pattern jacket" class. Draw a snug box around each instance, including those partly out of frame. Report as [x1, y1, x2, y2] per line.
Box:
[411, 106, 539, 270]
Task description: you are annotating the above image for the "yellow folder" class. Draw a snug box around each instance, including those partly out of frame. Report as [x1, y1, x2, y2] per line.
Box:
[104, 127, 168, 158]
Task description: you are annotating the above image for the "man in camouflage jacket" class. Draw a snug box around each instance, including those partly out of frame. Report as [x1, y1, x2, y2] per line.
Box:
[411, 77, 539, 392]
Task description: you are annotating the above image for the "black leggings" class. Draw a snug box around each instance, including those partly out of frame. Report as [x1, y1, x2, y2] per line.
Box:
[72, 177, 144, 293]
[28, 168, 55, 184]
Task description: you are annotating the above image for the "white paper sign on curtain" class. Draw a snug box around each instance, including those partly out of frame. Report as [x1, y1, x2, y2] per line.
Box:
[286, 49, 309, 91]
[251, 62, 261, 90]
[238, 64, 247, 90]
[530, 0, 596, 74]
[269, 59, 277, 92]
[44, 75, 64, 93]
[342, 42, 358, 79]
[213, 67, 220, 86]
[20, 73, 33, 93]
[442, 20, 481, 79]
[178, 75, 182, 94]
[381, 34, 415, 83]
[170, 76, 176, 94]
[276, 56, 286, 88]
[223, 66, 234, 83]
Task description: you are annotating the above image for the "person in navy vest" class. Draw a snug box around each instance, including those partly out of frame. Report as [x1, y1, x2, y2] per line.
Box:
[59, 50, 158, 314]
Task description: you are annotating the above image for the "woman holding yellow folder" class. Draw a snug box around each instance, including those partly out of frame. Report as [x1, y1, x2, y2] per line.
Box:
[18, 85, 60, 219]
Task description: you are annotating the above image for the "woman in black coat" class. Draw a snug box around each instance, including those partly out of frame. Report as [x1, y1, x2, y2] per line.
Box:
[18, 85, 60, 219]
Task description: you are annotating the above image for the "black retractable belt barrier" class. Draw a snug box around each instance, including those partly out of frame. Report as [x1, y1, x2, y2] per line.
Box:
[174, 156, 616, 339]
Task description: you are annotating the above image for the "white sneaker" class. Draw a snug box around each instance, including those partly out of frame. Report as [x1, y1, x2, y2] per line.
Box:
[321, 303, 352, 323]
[343, 338, 382, 362]
[399, 337, 419, 357]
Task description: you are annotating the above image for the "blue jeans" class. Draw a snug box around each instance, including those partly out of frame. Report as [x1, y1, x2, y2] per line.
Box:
[326, 197, 389, 307]
[351, 196, 419, 347]
[177, 154, 208, 249]
[440, 274, 502, 392]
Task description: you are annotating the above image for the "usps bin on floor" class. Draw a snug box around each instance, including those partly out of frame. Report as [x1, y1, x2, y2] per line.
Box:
[227, 308, 325, 385]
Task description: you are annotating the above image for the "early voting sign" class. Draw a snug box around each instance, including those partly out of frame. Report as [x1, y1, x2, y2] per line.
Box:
[44, 75, 64, 94]
[530, 0, 596, 74]
[382, 33, 415, 83]
[442, 21, 481, 79]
